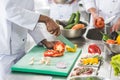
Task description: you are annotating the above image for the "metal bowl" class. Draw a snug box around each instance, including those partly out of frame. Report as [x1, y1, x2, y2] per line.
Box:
[104, 41, 120, 53]
[61, 28, 86, 38]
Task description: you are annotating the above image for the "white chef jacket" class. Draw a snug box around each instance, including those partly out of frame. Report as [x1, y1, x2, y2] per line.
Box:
[49, 0, 79, 20]
[82, 0, 120, 26]
[0, 0, 45, 55]
[0, 0, 46, 79]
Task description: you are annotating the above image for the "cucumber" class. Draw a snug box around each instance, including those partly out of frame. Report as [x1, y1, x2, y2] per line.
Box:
[67, 13, 76, 25]
[74, 11, 80, 24]
[64, 23, 75, 29]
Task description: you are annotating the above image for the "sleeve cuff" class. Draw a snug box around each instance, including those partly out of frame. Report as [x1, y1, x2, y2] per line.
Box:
[28, 25, 46, 44]
[83, 0, 96, 13]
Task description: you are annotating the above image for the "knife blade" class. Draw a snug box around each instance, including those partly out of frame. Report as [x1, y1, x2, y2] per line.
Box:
[105, 15, 116, 24]
[57, 34, 75, 48]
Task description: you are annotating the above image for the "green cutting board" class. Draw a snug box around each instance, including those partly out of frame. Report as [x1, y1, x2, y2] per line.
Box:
[11, 46, 82, 76]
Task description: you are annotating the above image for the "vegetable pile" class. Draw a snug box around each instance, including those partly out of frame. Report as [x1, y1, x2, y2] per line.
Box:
[101, 31, 120, 45]
[66, 44, 77, 52]
[57, 11, 87, 30]
[44, 41, 65, 57]
[44, 41, 77, 57]
[71, 67, 94, 77]
[79, 54, 102, 66]
[110, 54, 120, 76]
[88, 44, 101, 55]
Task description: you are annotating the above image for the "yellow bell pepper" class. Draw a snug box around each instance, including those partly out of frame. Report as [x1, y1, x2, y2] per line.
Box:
[66, 44, 77, 52]
[116, 35, 120, 45]
[81, 58, 99, 65]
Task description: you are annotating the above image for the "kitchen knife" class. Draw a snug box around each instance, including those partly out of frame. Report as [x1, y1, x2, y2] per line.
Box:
[105, 15, 116, 24]
[57, 34, 75, 48]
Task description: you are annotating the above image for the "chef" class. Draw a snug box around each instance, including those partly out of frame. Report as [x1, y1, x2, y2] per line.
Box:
[83, 0, 120, 31]
[0, 0, 60, 80]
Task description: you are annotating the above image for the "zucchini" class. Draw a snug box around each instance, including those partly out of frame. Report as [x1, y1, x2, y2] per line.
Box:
[64, 23, 75, 29]
[67, 13, 76, 25]
[74, 11, 80, 24]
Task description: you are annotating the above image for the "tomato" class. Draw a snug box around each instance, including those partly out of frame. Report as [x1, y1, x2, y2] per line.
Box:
[44, 50, 63, 57]
[88, 44, 101, 54]
[53, 41, 65, 53]
[95, 17, 105, 29]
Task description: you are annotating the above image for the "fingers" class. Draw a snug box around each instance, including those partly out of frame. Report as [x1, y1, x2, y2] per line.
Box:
[112, 25, 117, 32]
[49, 28, 60, 36]
[45, 18, 61, 36]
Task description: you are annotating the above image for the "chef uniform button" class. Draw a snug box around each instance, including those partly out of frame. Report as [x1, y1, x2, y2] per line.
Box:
[23, 39, 25, 41]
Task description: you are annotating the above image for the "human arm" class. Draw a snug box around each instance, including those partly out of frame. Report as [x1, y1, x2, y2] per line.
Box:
[83, 0, 104, 28]
[4, 0, 60, 36]
[38, 15, 60, 36]
[89, 8, 105, 28]
[28, 26, 57, 49]
[112, 18, 120, 31]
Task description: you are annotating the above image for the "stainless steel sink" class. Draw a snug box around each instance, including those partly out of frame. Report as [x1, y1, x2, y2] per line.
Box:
[85, 25, 111, 40]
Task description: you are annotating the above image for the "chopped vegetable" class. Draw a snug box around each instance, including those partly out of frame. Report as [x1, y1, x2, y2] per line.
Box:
[56, 62, 67, 69]
[110, 54, 120, 76]
[53, 41, 65, 53]
[106, 39, 116, 44]
[44, 41, 65, 57]
[88, 44, 101, 54]
[44, 50, 63, 57]
[116, 35, 120, 45]
[66, 44, 77, 52]
[80, 57, 99, 65]
[71, 24, 85, 30]
[101, 32, 110, 41]
[29, 60, 34, 65]
[71, 67, 94, 77]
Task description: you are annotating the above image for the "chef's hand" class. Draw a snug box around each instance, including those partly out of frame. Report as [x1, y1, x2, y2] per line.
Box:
[89, 8, 105, 29]
[39, 15, 60, 36]
[92, 13, 105, 29]
[112, 18, 120, 31]
[40, 39, 57, 49]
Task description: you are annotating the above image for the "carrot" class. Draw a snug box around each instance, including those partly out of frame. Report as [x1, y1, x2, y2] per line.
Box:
[106, 39, 116, 44]
[71, 24, 85, 30]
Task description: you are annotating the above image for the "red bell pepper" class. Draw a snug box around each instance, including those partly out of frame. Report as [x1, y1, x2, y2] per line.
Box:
[88, 44, 101, 54]
[44, 41, 65, 57]
[53, 41, 65, 53]
[44, 50, 63, 57]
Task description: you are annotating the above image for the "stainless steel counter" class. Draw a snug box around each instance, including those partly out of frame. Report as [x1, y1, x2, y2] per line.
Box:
[7, 37, 120, 80]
